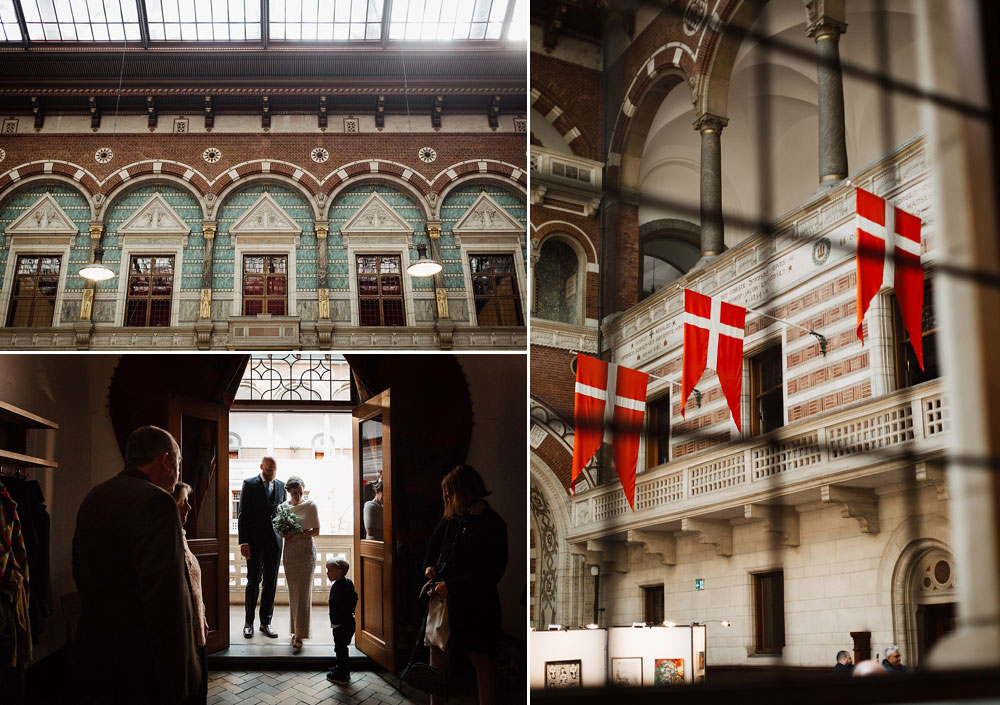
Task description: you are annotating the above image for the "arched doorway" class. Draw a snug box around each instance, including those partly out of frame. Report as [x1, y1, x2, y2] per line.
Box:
[892, 539, 957, 666]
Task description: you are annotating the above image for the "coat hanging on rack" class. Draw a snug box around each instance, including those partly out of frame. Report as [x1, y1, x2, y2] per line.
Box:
[1, 474, 52, 644]
[0, 478, 32, 668]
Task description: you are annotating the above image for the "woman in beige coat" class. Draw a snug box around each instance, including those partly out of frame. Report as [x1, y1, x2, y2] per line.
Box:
[280, 476, 320, 653]
[172, 482, 208, 705]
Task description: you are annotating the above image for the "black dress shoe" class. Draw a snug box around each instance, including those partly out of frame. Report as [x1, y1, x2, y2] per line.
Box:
[260, 624, 279, 638]
[243, 624, 254, 638]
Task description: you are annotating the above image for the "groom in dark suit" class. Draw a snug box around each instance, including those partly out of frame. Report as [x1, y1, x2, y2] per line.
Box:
[238, 456, 286, 638]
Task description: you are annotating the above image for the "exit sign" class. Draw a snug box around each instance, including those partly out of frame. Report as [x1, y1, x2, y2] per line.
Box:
[695, 578, 705, 590]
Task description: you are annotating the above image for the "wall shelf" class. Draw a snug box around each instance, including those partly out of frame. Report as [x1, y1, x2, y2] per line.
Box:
[0, 400, 58, 473]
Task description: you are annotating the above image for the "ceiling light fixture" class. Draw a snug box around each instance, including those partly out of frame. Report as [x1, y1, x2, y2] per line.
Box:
[407, 243, 443, 277]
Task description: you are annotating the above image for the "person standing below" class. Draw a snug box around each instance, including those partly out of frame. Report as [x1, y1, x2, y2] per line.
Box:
[882, 645, 910, 673]
[238, 456, 286, 639]
[172, 482, 208, 705]
[325, 558, 358, 686]
[72, 425, 199, 705]
[423, 465, 507, 705]
[363, 481, 383, 540]
[279, 476, 320, 653]
[832, 650, 854, 676]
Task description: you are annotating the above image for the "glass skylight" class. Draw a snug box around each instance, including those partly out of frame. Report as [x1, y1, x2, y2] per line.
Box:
[389, 0, 507, 41]
[0, 0, 22, 40]
[21, 0, 140, 41]
[506, 0, 523, 41]
[147, 0, 261, 40]
[270, 0, 382, 41]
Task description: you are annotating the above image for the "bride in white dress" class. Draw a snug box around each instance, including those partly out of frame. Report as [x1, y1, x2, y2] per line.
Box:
[280, 475, 320, 653]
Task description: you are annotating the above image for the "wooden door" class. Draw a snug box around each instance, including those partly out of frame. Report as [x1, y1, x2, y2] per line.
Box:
[168, 394, 230, 654]
[352, 389, 397, 672]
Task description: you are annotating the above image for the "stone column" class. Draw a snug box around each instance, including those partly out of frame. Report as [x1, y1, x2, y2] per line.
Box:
[74, 223, 102, 349]
[694, 113, 728, 263]
[807, 10, 849, 185]
[315, 223, 334, 348]
[194, 223, 216, 349]
[426, 222, 454, 350]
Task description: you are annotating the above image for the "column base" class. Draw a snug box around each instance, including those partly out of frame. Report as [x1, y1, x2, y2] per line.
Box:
[926, 622, 1000, 670]
[435, 319, 455, 350]
[316, 319, 335, 348]
[195, 320, 214, 350]
[691, 254, 720, 272]
[73, 321, 93, 350]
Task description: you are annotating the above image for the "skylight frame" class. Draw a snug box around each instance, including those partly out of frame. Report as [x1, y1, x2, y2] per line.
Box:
[0, 0, 527, 45]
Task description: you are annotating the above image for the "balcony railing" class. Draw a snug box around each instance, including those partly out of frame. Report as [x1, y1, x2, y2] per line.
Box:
[568, 378, 948, 541]
[228, 535, 354, 605]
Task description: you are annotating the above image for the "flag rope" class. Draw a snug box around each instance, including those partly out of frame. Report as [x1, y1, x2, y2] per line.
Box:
[742, 306, 829, 356]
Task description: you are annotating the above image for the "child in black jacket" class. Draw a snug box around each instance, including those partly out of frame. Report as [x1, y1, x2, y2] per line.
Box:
[326, 557, 358, 685]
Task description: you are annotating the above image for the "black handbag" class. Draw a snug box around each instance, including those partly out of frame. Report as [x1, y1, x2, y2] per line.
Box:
[399, 602, 447, 695]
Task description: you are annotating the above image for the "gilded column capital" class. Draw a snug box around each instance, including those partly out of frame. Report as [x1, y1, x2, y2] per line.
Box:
[315, 224, 329, 239]
[202, 224, 217, 240]
[88, 224, 103, 239]
[806, 17, 847, 40]
[693, 113, 729, 134]
[426, 222, 442, 239]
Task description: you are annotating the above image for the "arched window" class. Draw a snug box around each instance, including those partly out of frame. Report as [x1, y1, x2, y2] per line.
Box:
[228, 432, 242, 460]
[639, 231, 700, 299]
[534, 237, 579, 324]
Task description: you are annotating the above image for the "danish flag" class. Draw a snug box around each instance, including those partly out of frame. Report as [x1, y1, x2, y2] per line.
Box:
[681, 288, 747, 432]
[571, 353, 649, 511]
[855, 187, 925, 370]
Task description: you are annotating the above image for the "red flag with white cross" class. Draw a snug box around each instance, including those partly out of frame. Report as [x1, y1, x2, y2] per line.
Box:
[681, 288, 747, 432]
[571, 353, 649, 511]
[855, 187, 925, 370]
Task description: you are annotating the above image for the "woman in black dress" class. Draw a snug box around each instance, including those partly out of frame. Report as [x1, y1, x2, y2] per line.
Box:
[424, 465, 507, 705]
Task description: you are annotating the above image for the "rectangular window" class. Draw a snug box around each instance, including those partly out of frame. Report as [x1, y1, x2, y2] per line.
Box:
[753, 570, 785, 654]
[6, 255, 60, 327]
[643, 585, 664, 625]
[357, 254, 405, 326]
[470, 254, 524, 326]
[894, 278, 939, 388]
[124, 255, 174, 327]
[645, 395, 670, 469]
[750, 344, 784, 435]
[243, 255, 288, 316]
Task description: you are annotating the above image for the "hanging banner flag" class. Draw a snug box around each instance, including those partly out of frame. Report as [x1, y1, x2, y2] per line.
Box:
[855, 187, 925, 370]
[681, 288, 746, 432]
[571, 353, 649, 511]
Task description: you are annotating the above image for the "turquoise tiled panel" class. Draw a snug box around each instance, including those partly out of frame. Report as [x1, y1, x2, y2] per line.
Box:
[535, 238, 578, 324]
[0, 183, 90, 291]
[439, 184, 526, 292]
[103, 184, 204, 291]
[327, 185, 424, 291]
[216, 184, 315, 292]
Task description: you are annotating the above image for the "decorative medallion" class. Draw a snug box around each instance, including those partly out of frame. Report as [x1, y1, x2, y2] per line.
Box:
[94, 147, 114, 164]
[418, 146, 437, 163]
[311, 147, 330, 163]
[0, 148, 5, 163]
[683, 0, 708, 36]
[812, 236, 832, 266]
[203, 147, 222, 163]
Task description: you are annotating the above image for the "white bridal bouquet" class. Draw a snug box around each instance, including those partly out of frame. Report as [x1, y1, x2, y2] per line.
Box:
[273, 506, 303, 538]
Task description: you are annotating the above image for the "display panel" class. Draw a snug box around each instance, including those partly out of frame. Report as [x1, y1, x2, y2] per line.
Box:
[607, 625, 695, 685]
[530, 629, 607, 689]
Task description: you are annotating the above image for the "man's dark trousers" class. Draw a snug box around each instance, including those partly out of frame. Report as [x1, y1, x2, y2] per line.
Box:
[245, 540, 281, 627]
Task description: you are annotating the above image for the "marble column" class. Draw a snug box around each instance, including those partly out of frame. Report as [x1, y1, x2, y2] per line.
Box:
[694, 113, 728, 262]
[807, 13, 849, 184]
[194, 222, 216, 349]
[74, 223, 102, 349]
[426, 222, 454, 350]
[315, 224, 334, 347]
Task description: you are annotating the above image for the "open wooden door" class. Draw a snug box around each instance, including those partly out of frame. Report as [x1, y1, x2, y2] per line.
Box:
[352, 389, 398, 672]
[168, 394, 230, 654]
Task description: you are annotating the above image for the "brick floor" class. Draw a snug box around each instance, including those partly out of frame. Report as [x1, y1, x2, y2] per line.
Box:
[207, 669, 429, 705]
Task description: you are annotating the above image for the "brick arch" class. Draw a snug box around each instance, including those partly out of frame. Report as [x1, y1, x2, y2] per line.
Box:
[530, 397, 575, 493]
[322, 172, 431, 222]
[99, 161, 210, 207]
[209, 159, 320, 201]
[0, 171, 99, 220]
[693, 0, 768, 119]
[213, 172, 320, 221]
[99, 173, 207, 223]
[531, 220, 597, 264]
[0, 161, 101, 213]
[530, 84, 596, 160]
[318, 159, 433, 204]
[429, 160, 526, 206]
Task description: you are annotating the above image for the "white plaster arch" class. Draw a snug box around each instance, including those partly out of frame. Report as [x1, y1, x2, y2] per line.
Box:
[323, 173, 431, 222]
[530, 220, 598, 263]
[214, 173, 320, 222]
[100, 174, 206, 223]
[0, 174, 97, 221]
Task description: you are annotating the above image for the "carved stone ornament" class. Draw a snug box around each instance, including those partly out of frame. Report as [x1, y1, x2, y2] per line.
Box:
[203, 147, 222, 164]
[418, 146, 437, 163]
[6, 193, 78, 235]
[311, 147, 330, 163]
[0, 148, 5, 162]
[452, 193, 523, 233]
[341, 192, 413, 233]
[94, 147, 113, 164]
[318, 288, 331, 320]
[229, 193, 303, 235]
[117, 193, 191, 236]
[435, 287, 450, 319]
[199, 288, 212, 320]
